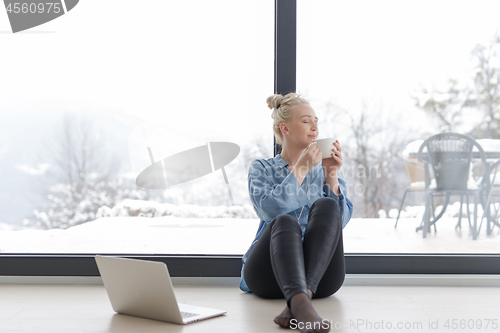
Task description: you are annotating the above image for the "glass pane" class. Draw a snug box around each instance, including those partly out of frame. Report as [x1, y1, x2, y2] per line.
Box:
[0, 0, 273, 254]
[297, 0, 500, 253]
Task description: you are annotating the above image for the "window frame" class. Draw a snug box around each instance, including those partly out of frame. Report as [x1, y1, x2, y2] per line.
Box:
[1, 254, 500, 276]
[1, 0, 499, 277]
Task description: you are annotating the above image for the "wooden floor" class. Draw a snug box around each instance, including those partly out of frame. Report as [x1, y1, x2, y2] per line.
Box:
[1, 283, 500, 333]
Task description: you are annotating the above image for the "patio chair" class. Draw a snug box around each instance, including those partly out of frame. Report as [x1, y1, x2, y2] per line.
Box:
[395, 157, 464, 230]
[416, 133, 488, 239]
[394, 158, 429, 228]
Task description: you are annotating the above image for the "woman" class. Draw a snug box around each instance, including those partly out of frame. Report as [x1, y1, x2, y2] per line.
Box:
[240, 92, 353, 333]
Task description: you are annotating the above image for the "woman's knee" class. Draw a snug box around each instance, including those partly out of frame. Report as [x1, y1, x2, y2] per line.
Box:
[271, 214, 302, 234]
[312, 197, 341, 223]
[312, 197, 340, 211]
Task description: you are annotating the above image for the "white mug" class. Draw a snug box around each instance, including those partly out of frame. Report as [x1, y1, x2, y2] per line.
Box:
[313, 138, 336, 159]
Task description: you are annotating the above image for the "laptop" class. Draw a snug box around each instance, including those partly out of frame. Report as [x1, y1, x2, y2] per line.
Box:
[95, 255, 226, 324]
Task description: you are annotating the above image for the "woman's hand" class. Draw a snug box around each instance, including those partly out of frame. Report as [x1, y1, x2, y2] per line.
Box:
[295, 142, 323, 174]
[322, 140, 343, 180]
[290, 142, 322, 186]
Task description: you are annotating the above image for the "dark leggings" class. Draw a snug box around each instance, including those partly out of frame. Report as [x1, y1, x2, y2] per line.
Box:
[244, 197, 345, 307]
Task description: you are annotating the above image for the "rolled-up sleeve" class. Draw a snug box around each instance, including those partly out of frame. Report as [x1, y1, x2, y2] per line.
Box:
[248, 160, 309, 222]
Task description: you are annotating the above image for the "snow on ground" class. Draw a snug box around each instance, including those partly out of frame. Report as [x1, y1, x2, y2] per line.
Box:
[344, 216, 500, 254]
[1, 213, 499, 254]
[0, 216, 260, 254]
[1, 199, 499, 254]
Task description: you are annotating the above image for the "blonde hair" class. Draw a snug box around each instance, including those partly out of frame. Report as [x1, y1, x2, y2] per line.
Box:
[266, 92, 310, 145]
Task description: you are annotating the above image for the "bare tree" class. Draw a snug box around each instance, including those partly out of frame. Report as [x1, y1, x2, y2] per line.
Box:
[43, 112, 116, 187]
[26, 112, 150, 229]
[467, 34, 500, 138]
[242, 133, 273, 171]
[413, 79, 469, 132]
[414, 33, 500, 138]
[321, 101, 409, 218]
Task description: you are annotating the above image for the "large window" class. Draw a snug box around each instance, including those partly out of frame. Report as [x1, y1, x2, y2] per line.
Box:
[297, 0, 500, 253]
[1, 0, 500, 277]
[0, 0, 273, 255]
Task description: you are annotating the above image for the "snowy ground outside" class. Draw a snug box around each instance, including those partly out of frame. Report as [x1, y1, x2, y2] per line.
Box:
[1, 215, 499, 254]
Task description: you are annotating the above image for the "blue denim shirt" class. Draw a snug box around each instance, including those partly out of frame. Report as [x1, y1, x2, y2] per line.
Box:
[240, 154, 353, 292]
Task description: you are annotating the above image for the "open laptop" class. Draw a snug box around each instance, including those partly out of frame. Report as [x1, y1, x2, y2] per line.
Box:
[95, 255, 226, 324]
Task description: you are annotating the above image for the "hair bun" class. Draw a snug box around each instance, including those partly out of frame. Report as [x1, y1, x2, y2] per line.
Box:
[267, 92, 304, 111]
[266, 94, 285, 110]
[266, 92, 309, 146]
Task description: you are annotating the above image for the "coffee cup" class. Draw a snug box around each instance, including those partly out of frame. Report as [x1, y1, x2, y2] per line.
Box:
[313, 138, 336, 159]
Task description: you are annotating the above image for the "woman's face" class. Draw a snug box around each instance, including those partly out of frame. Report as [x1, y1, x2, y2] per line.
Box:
[283, 104, 319, 147]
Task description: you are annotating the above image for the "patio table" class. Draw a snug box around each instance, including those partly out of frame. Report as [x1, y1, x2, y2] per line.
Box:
[404, 139, 500, 239]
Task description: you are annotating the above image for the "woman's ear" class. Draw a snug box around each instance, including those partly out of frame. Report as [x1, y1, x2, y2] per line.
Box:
[280, 123, 288, 135]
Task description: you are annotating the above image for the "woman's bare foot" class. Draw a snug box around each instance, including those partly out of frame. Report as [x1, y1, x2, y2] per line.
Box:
[289, 293, 330, 333]
[274, 290, 314, 329]
[274, 306, 293, 328]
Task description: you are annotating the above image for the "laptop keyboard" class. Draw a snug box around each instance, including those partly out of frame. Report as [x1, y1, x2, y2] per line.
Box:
[180, 311, 198, 319]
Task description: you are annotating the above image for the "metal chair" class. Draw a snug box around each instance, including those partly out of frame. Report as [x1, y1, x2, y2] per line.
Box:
[417, 133, 488, 239]
[395, 157, 468, 231]
[395, 158, 429, 228]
